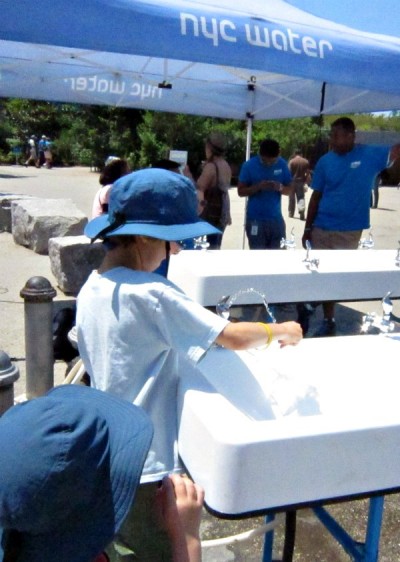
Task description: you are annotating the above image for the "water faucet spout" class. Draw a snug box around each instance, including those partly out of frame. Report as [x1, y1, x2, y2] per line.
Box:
[361, 292, 395, 334]
[280, 227, 296, 249]
[303, 240, 319, 270]
[359, 230, 374, 249]
[395, 241, 400, 267]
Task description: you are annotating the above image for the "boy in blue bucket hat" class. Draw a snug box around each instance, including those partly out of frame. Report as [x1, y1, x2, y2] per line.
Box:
[76, 168, 302, 560]
[0, 385, 153, 562]
[0, 386, 204, 562]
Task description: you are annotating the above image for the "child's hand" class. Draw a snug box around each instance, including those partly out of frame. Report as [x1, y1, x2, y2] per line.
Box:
[155, 474, 204, 561]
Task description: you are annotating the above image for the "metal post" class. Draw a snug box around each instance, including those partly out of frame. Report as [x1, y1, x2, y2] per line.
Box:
[20, 276, 56, 398]
[364, 495, 384, 562]
[0, 351, 20, 415]
[242, 113, 254, 249]
[262, 513, 275, 562]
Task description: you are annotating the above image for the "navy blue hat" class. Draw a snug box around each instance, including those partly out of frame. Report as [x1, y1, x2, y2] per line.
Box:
[85, 168, 221, 241]
[0, 385, 153, 562]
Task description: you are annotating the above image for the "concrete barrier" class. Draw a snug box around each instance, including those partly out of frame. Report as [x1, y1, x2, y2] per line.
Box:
[0, 194, 35, 233]
[48, 235, 105, 295]
[12, 198, 87, 254]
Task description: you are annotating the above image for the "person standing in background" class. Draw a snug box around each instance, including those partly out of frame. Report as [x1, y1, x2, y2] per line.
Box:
[288, 148, 310, 221]
[197, 132, 232, 249]
[302, 116, 400, 337]
[152, 159, 181, 174]
[43, 137, 53, 169]
[24, 136, 39, 168]
[91, 157, 130, 218]
[37, 135, 47, 167]
[238, 138, 293, 249]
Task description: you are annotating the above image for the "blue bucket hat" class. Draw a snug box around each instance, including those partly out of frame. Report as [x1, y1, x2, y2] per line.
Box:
[0, 385, 153, 562]
[85, 168, 221, 241]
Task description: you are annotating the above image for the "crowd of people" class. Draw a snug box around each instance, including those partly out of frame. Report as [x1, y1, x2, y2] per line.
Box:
[2, 116, 400, 561]
[24, 134, 53, 169]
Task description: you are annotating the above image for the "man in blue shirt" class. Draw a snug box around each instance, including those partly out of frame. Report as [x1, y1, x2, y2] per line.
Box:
[238, 138, 293, 249]
[302, 117, 400, 337]
[38, 135, 47, 167]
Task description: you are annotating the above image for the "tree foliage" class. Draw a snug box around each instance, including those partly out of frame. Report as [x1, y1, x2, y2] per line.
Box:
[0, 99, 142, 168]
[1, 98, 400, 175]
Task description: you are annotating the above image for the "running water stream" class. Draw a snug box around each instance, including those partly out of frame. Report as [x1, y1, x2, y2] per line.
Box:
[216, 288, 276, 323]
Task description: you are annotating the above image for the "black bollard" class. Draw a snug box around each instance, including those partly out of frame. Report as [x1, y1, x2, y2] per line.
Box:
[0, 350, 20, 415]
[20, 276, 57, 398]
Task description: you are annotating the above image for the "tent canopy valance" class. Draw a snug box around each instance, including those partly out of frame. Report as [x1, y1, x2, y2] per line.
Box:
[1, 0, 400, 119]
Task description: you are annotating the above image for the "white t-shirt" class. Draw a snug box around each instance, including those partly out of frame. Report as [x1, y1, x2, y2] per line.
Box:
[76, 267, 228, 482]
[91, 184, 112, 218]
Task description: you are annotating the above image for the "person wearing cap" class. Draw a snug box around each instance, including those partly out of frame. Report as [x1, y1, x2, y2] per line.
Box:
[76, 168, 302, 560]
[238, 138, 293, 249]
[196, 132, 232, 249]
[24, 136, 39, 168]
[0, 385, 204, 562]
[43, 137, 53, 169]
[0, 385, 153, 562]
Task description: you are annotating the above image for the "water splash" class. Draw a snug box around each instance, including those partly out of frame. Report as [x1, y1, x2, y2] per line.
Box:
[216, 288, 276, 323]
[193, 235, 210, 250]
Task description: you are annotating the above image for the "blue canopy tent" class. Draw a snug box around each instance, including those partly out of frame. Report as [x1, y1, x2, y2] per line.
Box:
[2, 3, 400, 559]
[1, 0, 400, 127]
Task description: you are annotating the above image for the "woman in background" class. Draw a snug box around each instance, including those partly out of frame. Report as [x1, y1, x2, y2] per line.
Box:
[196, 133, 232, 249]
[92, 157, 130, 218]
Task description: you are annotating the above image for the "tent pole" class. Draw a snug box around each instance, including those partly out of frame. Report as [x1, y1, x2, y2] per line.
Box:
[245, 113, 253, 160]
[242, 113, 254, 249]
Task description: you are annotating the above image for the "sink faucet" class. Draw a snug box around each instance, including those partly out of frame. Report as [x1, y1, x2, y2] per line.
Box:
[395, 241, 400, 267]
[358, 230, 374, 249]
[361, 291, 395, 333]
[193, 235, 210, 250]
[303, 240, 319, 270]
[280, 227, 296, 249]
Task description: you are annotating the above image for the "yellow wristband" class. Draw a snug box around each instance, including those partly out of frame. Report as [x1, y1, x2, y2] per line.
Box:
[257, 322, 273, 347]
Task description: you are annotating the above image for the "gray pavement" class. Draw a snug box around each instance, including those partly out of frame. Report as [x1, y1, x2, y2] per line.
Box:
[1, 164, 400, 560]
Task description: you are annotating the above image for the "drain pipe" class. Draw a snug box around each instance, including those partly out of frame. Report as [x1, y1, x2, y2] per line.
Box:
[0, 351, 20, 414]
[20, 277, 56, 399]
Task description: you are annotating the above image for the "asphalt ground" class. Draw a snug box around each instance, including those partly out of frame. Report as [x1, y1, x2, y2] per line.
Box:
[1, 164, 400, 560]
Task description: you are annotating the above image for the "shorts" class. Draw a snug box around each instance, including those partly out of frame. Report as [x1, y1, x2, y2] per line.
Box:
[106, 482, 172, 562]
[311, 227, 362, 250]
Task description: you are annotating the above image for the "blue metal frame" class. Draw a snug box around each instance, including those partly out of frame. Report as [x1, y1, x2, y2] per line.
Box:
[262, 495, 385, 562]
[262, 513, 275, 562]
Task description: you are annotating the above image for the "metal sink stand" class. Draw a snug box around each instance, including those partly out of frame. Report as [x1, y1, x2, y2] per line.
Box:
[262, 495, 384, 562]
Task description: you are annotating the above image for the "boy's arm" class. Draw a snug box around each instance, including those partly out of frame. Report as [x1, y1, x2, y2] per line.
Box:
[216, 320, 302, 350]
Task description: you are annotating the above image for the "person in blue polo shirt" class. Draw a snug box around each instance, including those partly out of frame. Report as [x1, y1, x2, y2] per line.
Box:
[238, 138, 293, 249]
[302, 116, 400, 337]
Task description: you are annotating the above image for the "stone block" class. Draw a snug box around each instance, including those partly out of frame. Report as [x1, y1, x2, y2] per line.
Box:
[48, 235, 105, 295]
[0, 194, 35, 233]
[11, 198, 87, 254]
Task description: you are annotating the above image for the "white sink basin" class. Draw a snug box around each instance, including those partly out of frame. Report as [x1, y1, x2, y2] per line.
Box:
[168, 249, 400, 305]
[178, 335, 400, 515]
